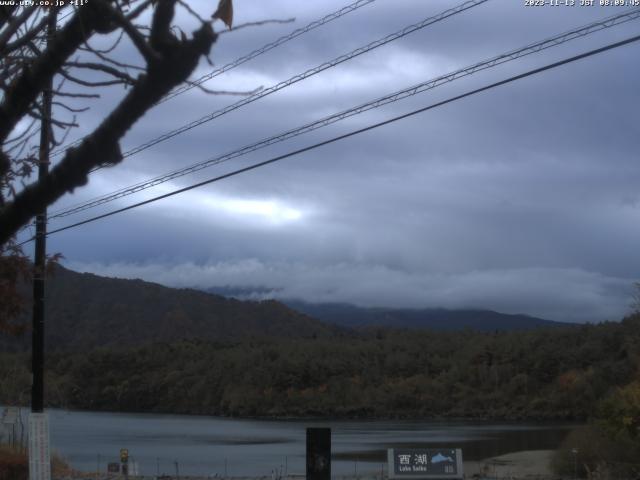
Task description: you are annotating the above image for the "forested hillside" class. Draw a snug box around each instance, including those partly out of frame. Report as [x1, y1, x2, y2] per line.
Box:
[2, 314, 638, 420]
[1, 266, 571, 353]
[0, 266, 340, 351]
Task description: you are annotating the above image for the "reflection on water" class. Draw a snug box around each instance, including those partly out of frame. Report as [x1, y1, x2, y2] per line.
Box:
[42, 409, 574, 477]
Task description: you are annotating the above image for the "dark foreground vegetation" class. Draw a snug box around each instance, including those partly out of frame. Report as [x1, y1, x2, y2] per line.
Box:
[0, 444, 75, 480]
[2, 314, 639, 421]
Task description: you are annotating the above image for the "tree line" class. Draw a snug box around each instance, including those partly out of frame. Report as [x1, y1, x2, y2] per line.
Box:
[1, 314, 639, 422]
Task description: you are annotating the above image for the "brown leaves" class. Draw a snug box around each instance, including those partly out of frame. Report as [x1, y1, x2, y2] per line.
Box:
[0, 243, 31, 336]
[212, 0, 233, 30]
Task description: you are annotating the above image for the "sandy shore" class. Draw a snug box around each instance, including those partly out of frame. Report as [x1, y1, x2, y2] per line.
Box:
[464, 450, 554, 478]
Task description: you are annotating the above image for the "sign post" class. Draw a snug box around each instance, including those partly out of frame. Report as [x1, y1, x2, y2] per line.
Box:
[306, 428, 331, 480]
[28, 413, 51, 480]
[387, 449, 463, 479]
[1, 408, 19, 448]
[120, 448, 129, 479]
[1, 407, 19, 425]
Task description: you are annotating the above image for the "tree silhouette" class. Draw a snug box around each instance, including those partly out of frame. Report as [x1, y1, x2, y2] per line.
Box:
[0, 0, 231, 330]
[0, 0, 230, 246]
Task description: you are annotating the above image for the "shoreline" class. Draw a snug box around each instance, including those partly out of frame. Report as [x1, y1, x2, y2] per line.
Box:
[53, 449, 556, 480]
[464, 449, 554, 478]
[2, 404, 585, 424]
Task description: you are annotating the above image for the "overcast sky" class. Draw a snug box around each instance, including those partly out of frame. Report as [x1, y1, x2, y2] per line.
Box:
[24, 0, 640, 322]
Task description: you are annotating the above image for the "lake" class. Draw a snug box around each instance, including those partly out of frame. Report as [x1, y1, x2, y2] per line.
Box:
[5, 409, 575, 477]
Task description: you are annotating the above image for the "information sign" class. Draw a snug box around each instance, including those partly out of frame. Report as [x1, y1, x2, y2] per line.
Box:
[387, 448, 463, 479]
[28, 413, 51, 480]
[1, 407, 19, 424]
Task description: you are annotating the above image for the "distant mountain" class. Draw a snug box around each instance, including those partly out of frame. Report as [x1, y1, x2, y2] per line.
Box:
[205, 286, 570, 331]
[1, 266, 340, 351]
[282, 300, 570, 331]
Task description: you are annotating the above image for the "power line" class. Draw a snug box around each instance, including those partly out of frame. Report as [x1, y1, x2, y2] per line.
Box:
[56, 8, 74, 23]
[23, 32, 640, 244]
[47, 8, 640, 221]
[46, 0, 489, 218]
[49, 0, 377, 157]
[50, 0, 489, 165]
[120, 0, 489, 158]
[161, 0, 378, 104]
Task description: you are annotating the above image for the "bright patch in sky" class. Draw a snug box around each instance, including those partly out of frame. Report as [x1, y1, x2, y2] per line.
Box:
[219, 198, 303, 223]
[185, 191, 305, 225]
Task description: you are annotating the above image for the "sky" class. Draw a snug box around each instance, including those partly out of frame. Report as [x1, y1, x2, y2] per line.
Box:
[21, 0, 640, 323]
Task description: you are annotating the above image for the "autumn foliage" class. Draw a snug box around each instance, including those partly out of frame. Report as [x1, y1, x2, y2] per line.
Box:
[0, 445, 27, 480]
[0, 245, 30, 336]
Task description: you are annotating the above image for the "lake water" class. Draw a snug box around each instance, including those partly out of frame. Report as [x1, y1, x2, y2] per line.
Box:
[5, 409, 574, 477]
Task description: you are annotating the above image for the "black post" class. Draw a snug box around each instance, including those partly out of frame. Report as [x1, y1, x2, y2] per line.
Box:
[306, 428, 330, 480]
[32, 8, 56, 415]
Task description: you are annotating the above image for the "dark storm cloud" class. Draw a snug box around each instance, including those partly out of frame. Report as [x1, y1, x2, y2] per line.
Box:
[40, 0, 640, 323]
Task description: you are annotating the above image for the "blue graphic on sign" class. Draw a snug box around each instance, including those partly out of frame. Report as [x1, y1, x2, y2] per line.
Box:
[431, 453, 454, 464]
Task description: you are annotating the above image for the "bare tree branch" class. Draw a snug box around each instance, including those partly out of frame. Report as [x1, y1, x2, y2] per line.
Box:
[178, 0, 207, 24]
[218, 17, 295, 35]
[51, 101, 90, 114]
[28, 109, 79, 129]
[59, 68, 131, 88]
[0, 1, 120, 143]
[79, 29, 125, 55]
[65, 61, 138, 84]
[53, 90, 101, 99]
[3, 117, 38, 146]
[2, 11, 48, 56]
[102, 2, 160, 64]
[78, 46, 145, 71]
[0, 3, 218, 244]
[0, 6, 18, 31]
[126, 0, 154, 21]
[0, 5, 37, 54]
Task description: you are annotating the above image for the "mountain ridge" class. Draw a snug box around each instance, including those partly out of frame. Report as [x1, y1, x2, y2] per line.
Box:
[1, 266, 573, 353]
[205, 286, 571, 331]
[283, 300, 571, 331]
[1, 265, 340, 351]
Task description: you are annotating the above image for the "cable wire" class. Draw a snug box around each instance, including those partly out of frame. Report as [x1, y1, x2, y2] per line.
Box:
[122, 0, 488, 157]
[47, 7, 640, 220]
[50, 0, 489, 164]
[23, 32, 640, 244]
[49, 0, 377, 157]
[161, 0, 378, 103]
[46, 0, 490, 217]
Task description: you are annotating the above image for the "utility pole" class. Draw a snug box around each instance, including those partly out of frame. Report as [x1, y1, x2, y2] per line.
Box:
[29, 9, 56, 480]
[31, 8, 57, 413]
[32, 7, 56, 415]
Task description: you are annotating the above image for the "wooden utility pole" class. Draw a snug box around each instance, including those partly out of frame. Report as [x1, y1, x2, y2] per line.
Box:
[32, 9, 56, 414]
[29, 11, 57, 480]
[28, 13, 57, 480]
